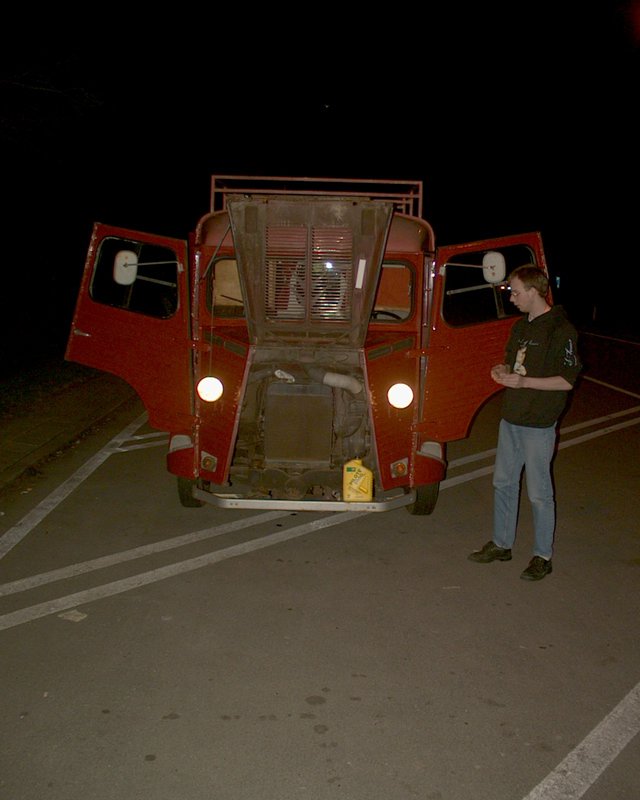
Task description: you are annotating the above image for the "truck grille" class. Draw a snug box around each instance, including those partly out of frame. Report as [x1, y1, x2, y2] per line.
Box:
[265, 226, 353, 322]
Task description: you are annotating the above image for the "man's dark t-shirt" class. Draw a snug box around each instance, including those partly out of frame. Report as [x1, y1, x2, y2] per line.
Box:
[502, 305, 582, 428]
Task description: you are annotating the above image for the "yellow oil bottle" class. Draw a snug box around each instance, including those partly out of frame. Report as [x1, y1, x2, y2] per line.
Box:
[342, 458, 373, 502]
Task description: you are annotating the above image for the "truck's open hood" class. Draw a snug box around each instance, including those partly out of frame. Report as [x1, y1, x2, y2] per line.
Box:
[227, 196, 393, 347]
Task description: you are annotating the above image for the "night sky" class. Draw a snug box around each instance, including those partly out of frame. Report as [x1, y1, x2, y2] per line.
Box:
[2, 5, 639, 375]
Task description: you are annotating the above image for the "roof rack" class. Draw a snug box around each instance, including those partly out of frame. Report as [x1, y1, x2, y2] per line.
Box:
[210, 175, 423, 219]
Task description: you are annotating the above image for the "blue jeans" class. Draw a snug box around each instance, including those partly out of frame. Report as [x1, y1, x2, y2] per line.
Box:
[492, 419, 558, 560]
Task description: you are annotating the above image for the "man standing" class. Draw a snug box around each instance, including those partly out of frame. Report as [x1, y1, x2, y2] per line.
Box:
[468, 265, 582, 580]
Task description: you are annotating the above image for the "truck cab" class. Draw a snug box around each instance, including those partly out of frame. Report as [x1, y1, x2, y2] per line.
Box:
[66, 175, 547, 513]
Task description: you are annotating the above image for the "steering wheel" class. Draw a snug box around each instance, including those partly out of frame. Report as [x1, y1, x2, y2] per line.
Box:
[371, 309, 402, 320]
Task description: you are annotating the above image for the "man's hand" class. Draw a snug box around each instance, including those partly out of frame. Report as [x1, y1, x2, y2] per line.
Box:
[490, 364, 572, 391]
[491, 364, 525, 388]
[491, 363, 510, 381]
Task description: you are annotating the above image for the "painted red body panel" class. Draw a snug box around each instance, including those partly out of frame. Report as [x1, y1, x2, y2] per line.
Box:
[66, 224, 194, 434]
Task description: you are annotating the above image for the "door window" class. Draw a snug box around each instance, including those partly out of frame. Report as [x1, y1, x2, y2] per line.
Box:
[90, 237, 179, 318]
[441, 244, 536, 326]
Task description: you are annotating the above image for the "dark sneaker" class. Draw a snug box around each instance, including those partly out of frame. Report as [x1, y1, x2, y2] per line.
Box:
[520, 556, 553, 581]
[468, 540, 512, 563]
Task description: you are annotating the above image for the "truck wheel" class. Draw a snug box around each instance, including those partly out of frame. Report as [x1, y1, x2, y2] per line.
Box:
[177, 477, 204, 508]
[406, 483, 439, 515]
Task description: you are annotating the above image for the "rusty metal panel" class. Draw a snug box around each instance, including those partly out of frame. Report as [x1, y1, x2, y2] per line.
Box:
[227, 197, 392, 346]
[264, 383, 333, 467]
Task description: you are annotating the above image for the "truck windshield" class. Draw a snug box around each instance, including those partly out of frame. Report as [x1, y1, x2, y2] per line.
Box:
[210, 258, 413, 322]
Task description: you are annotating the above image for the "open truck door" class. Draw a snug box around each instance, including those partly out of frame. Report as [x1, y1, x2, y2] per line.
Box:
[65, 223, 194, 433]
[418, 231, 548, 443]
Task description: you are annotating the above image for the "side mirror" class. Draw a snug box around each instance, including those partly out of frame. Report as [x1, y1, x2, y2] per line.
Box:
[113, 250, 138, 286]
[482, 251, 506, 284]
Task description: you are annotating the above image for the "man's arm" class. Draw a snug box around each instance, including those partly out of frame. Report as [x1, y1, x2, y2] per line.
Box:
[492, 371, 573, 391]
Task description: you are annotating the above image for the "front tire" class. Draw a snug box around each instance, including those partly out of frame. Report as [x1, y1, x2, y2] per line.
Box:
[177, 477, 205, 508]
[406, 482, 440, 515]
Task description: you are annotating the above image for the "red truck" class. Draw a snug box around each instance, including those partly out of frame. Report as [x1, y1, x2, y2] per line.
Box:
[66, 175, 547, 513]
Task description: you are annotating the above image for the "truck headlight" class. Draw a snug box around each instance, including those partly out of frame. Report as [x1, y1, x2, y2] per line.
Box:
[387, 383, 413, 409]
[197, 376, 224, 402]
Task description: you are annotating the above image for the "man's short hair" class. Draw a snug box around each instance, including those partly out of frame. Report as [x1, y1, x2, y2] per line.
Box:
[508, 265, 549, 298]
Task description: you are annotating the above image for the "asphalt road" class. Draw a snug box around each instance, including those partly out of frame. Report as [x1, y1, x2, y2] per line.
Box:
[0, 332, 638, 800]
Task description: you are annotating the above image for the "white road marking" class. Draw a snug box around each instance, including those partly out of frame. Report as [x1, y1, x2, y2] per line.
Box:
[0, 510, 292, 597]
[448, 404, 640, 470]
[0, 412, 148, 560]
[521, 682, 640, 800]
[583, 374, 640, 400]
[0, 511, 361, 631]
